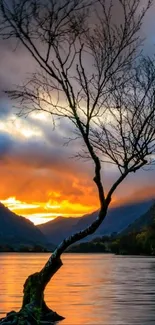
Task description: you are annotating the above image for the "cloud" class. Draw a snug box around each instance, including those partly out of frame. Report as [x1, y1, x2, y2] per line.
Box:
[0, 131, 13, 157]
[0, 1, 155, 224]
[0, 126, 99, 214]
[0, 123, 154, 214]
[110, 167, 155, 206]
[0, 100, 13, 118]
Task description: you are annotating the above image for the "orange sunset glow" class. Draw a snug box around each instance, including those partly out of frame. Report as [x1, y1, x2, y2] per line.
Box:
[0, 108, 155, 225]
[1, 196, 98, 225]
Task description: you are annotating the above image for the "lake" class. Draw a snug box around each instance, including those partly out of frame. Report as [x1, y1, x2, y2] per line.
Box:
[0, 253, 155, 324]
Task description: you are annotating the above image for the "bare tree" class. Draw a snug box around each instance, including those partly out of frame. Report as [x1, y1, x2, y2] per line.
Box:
[0, 0, 155, 324]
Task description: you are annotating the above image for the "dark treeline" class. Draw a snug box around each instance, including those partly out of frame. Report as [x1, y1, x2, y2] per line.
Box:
[110, 224, 155, 255]
[68, 224, 155, 256]
[0, 244, 49, 253]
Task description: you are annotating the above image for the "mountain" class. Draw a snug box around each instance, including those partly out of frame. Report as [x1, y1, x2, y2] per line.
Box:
[93, 199, 153, 236]
[38, 216, 81, 245]
[38, 199, 153, 245]
[123, 202, 155, 234]
[0, 203, 48, 248]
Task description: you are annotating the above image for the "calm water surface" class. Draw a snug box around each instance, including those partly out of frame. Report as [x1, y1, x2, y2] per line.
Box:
[0, 253, 155, 324]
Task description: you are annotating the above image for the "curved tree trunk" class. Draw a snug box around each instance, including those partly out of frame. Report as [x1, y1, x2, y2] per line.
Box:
[20, 256, 65, 323]
[0, 204, 109, 325]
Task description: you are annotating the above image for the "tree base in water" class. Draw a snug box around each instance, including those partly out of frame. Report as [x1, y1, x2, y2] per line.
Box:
[0, 307, 64, 325]
[0, 258, 64, 324]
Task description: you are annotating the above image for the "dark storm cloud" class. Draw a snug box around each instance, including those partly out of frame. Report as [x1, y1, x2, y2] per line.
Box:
[0, 125, 90, 175]
[0, 0, 154, 101]
[0, 98, 13, 118]
[0, 131, 13, 157]
[26, 115, 78, 148]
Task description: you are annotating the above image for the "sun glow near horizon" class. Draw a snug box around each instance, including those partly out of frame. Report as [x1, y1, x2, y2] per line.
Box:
[1, 196, 97, 225]
[1, 185, 155, 225]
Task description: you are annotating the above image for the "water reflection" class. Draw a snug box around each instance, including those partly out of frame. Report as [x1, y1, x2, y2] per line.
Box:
[0, 253, 155, 324]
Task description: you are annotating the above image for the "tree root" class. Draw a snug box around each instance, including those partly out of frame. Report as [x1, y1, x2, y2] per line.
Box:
[0, 306, 65, 325]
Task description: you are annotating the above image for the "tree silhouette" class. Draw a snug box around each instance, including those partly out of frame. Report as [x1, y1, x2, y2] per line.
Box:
[0, 0, 155, 324]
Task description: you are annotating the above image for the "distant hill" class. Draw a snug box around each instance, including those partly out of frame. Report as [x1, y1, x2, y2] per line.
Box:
[68, 202, 155, 255]
[0, 203, 50, 248]
[123, 202, 155, 234]
[38, 216, 81, 245]
[38, 199, 153, 245]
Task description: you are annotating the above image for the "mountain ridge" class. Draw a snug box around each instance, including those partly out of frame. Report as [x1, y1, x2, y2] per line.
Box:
[0, 202, 48, 248]
[122, 201, 155, 234]
[0, 198, 154, 249]
[38, 199, 154, 245]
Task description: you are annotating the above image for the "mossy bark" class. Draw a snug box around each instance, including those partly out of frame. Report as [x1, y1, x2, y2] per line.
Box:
[21, 256, 64, 323]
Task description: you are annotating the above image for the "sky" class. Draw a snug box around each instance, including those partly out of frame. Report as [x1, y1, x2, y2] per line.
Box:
[0, 1, 155, 225]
